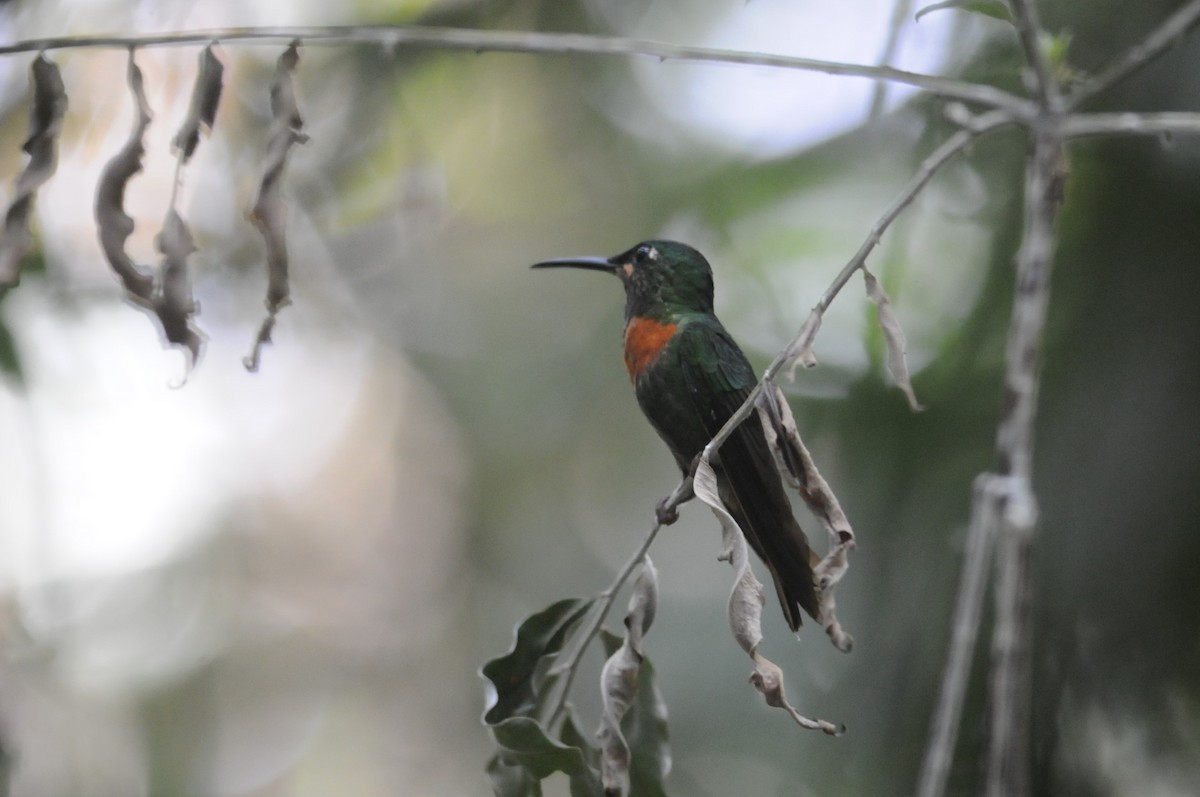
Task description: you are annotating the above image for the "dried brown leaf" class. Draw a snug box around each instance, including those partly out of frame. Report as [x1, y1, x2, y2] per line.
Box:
[695, 457, 764, 654]
[863, 265, 925, 411]
[172, 45, 224, 161]
[695, 455, 845, 731]
[755, 383, 855, 652]
[153, 209, 203, 368]
[597, 558, 657, 797]
[782, 312, 821, 379]
[95, 52, 154, 302]
[245, 42, 309, 372]
[0, 54, 67, 291]
[750, 652, 844, 735]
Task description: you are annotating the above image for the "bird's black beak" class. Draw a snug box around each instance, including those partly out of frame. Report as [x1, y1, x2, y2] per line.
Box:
[530, 255, 618, 274]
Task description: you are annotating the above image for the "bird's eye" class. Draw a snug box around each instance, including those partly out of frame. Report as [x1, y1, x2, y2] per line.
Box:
[635, 244, 658, 262]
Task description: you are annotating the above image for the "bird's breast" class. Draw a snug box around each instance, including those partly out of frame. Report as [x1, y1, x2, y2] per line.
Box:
[623, 316, 678, 381]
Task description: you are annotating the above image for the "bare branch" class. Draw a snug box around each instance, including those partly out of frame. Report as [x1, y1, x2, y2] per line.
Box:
[915, 475, 999, 797]
[1063, 111, 1200, 138]
[543, 478, 690, 732]
[1008, 0, 1062, 110]
[866, 0, 916, 121]
[786, 108, 1015, 377]
[1069, 1, 1200, 108]
[0, 26, 1033, 116]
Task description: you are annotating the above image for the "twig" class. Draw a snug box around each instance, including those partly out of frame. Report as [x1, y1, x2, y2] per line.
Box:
[810, 110, 1013, 322]
[544, 478, 691, 730]
[0, 26, 1034, 116]
[1069, 0, 1200, 108]
[1062, 111, 1200, 138]
[867, 0, 916, 121]
[914, 475, 1000, 797]
[694, 109, 1014, 462]
[1009, 0, 1061, 111]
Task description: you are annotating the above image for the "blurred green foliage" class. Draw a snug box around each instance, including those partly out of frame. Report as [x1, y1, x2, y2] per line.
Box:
[0, 1, 1197, 796]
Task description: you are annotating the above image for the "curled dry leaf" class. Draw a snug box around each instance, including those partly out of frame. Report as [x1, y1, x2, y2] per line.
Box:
[756, 382, 855, 652]
[863, 265, 925, 411]
[246, 42, 309, 373]
[154, 209, 203, 368]
[782, 311, 822, 379]
[172, 45, 224, 162]
[142, 45, 225, 373]
[0, 54, 67, 291]
[95, 51, 154, 301]
[751, 653, 844, 736]
[694, 456, 843, 733]
[597, 558, 657, 797]
[696, 456, 765, 655]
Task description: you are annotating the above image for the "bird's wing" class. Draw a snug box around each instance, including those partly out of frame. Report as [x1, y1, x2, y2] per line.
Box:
[673, 317, 820, 628]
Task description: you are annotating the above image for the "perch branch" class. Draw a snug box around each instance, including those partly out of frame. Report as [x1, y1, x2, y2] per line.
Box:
[544, 478, 690, 731]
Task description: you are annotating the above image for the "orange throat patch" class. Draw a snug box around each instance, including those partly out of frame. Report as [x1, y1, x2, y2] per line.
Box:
[623, 317, 678, 381]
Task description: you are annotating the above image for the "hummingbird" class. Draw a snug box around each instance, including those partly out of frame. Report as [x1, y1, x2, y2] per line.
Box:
[533, 240, 820, 631]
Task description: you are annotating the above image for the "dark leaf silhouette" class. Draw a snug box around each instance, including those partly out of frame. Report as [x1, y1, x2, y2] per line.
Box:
[0, 54, 66, 292]
[153, 209, 203, 368]
[95, 51, 154, 301]
[246, 42, 309, 372]
[171, 45, 224, 161]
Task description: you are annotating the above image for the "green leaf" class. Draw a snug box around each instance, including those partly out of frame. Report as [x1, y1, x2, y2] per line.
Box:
[482, 597, 595, 725]
[915, 0, 1012, 23]
[1045, 31, 1073, 72]
[492, 716, 591, 779]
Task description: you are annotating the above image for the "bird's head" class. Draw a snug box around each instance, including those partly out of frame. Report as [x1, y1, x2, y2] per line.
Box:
[532, 239, 715, 320]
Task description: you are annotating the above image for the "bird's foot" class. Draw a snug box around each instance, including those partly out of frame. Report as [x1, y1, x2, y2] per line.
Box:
[656, 455, 704, 525]
[656, 496, 680, 526]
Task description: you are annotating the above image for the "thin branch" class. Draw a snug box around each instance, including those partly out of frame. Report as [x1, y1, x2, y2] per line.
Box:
[1069, 0, 1200, 108]
[0, 26, 1034, 116]
[915, 475, 999, 797]
[688, 110, 1015, 463]
[867, 0, 916, 121]
[1008, 0, 1062, 111]
[543, 478, 691, 731]
[813, 110, 1014, 317]
[1063, 111, 1200, 138]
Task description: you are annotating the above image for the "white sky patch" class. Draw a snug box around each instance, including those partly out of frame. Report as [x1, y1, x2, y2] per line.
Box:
[0, 287, 373, 589]
[630, 0, 954, 157]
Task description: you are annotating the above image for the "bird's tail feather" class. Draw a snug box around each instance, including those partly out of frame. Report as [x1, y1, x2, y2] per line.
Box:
[716, 423, 821, 632]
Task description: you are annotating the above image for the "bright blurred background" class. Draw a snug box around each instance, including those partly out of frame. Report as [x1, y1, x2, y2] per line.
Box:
[0, 0, 1198, 795]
